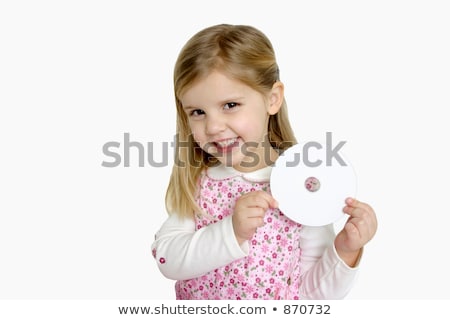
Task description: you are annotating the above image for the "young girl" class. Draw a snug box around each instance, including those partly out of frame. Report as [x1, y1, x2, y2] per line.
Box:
[151, 24, 377, 300]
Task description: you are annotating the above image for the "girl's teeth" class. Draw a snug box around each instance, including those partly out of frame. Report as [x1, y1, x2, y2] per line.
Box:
[217, 138, 237, 147]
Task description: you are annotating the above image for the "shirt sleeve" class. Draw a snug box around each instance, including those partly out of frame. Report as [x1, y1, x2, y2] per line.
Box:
[151, 213, 248, 280]
[152, 214, 362, 298]
[298, 224, 362, 299]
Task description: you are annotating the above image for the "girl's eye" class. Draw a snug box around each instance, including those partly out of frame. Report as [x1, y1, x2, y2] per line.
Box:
[224, 102, 239, 110]
[190, 109, 205, 117]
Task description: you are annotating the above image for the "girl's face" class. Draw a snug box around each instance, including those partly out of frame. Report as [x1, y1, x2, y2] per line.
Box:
[180, 70, 283, 172]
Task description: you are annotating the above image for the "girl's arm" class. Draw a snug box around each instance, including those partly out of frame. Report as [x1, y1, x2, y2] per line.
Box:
[298, 224, 362, 299]
[151, 213, 248, 280]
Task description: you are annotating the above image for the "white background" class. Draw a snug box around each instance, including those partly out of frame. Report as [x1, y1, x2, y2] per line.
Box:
[1, 0, 449, 300]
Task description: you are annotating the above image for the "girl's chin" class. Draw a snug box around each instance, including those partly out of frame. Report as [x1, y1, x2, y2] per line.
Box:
[205, 142, 274, 171]
[217, 155, 244, 168]
[218, 155, 267, 172]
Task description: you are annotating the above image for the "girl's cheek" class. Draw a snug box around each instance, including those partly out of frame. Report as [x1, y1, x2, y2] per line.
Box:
[192, 133, 203, 145]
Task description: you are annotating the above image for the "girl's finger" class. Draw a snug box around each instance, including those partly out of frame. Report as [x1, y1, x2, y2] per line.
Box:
[345, 197, 373, 213]
[343, 205, 369, 218]
[244, 191, 278, 209]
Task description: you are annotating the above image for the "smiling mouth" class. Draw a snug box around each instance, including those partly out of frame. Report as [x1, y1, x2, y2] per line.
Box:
[212, 137, 240, 154]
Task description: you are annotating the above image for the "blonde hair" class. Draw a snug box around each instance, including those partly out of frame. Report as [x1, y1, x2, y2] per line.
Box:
[165, 24, 297, 218]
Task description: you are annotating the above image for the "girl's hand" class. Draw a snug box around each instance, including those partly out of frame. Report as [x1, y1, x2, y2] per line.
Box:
[335, 198, 378, 267]
[232, 191, 278, 245]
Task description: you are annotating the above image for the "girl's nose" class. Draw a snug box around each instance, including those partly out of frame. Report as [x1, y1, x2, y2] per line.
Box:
[205, 115, 226, 136]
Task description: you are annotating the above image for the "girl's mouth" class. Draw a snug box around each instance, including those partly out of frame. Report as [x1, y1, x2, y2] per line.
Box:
[214, 137, 240, 154]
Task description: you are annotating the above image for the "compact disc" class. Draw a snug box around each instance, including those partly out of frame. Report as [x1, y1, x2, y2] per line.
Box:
[270, 142, 357, 226]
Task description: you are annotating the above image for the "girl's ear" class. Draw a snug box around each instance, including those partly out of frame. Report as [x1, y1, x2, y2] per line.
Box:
[267, 81, 284, 115]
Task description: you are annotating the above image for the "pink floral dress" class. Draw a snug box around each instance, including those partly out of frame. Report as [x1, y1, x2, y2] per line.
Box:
[175, 169, 303, 300]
